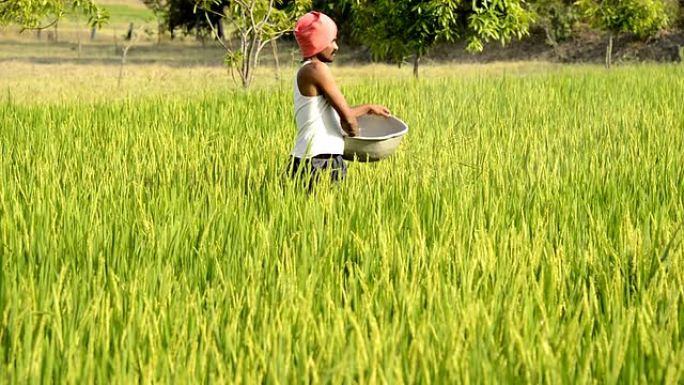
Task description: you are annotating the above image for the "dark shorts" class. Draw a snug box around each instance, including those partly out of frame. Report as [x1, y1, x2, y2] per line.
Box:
[287, 154, 347, 191]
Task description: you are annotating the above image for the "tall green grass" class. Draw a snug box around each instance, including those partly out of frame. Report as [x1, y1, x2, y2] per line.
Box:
[1, 65, 683, 384]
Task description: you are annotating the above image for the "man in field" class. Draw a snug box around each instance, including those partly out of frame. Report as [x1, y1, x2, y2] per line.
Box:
[289, 11, 390, 190]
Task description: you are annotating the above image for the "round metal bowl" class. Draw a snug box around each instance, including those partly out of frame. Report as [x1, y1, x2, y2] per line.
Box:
[343, 115, 409, 162]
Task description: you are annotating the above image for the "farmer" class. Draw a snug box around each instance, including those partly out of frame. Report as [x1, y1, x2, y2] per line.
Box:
[289, 11, 390, 190]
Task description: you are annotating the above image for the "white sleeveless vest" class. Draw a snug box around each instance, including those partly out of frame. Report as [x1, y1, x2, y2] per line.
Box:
[291, 61, 345, 158]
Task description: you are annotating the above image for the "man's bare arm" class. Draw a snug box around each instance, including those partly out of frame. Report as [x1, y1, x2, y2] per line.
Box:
[309, 62, 359, 136]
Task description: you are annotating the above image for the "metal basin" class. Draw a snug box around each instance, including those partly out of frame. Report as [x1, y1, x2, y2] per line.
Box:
[343, 115, 409, 162]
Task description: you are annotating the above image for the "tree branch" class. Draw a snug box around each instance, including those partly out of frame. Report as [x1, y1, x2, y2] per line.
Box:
[204, 11, 230, 52]
[229, 64, 238, 87]
[248, 0, 258, 33]
[259, 31, 286, 53]
[201, 7, 225, 19]
[257, 0, 274, 30]
[254, 38, 266, 69]
[20, 18, 59, 32]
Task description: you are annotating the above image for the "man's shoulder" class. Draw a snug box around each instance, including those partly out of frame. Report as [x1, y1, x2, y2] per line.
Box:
[297, 61, 334, 95]
[299, 61, 330, 79]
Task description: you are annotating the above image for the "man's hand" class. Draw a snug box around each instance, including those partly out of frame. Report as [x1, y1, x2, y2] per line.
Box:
[367, 105, 391, 117]
[341, 119, 359, 137]
[351, 104, 391, 118]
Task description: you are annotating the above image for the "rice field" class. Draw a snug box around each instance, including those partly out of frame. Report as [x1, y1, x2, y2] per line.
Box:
[1, 63, 684, 384]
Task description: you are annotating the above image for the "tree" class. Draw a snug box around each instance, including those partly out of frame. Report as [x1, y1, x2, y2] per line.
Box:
[531, 0, 578, 48]
[351, 0, 534, 77]
[0, 0, 108, 29]
[576, 0, 670, 68]
[194, 0, 310, 88]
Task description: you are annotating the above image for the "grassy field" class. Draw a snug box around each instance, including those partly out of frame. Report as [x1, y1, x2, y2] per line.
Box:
[1, 61, 684, 384]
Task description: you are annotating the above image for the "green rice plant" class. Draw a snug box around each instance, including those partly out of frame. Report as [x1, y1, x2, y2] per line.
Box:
[0, 64, 683, 384]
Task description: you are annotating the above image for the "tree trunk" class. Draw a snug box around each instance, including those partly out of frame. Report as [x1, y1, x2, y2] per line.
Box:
[413, 53, 420, 78]
[217, 18, 225, 42]
[240, 37, 249, 88]
[605, 32, 614, 69]
[126, 23, 134, 41]
[543, 25, 563, 60]
[241, 39, 251, 89]
[543, 25, 558, 48]
[242, 64, 251, 88]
